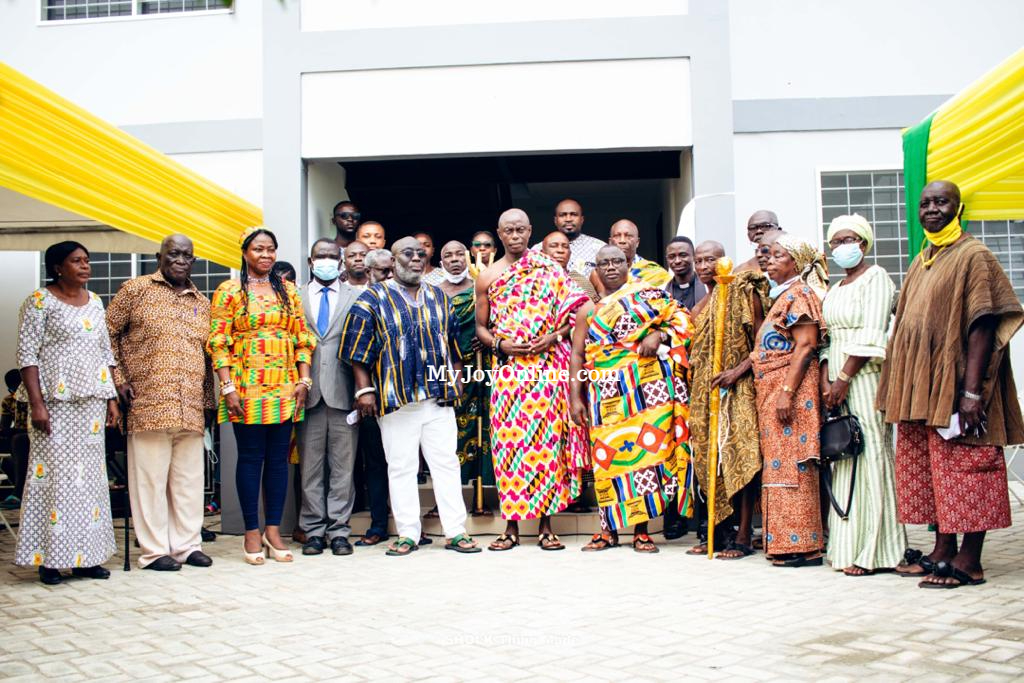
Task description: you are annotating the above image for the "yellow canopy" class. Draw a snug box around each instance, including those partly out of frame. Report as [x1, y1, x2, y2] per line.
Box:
[0, 62, 261, 268]
[903, 47, 1024, 256]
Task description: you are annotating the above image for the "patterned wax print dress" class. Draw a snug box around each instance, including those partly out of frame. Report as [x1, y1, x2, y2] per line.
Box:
[14, 289, 117, 569]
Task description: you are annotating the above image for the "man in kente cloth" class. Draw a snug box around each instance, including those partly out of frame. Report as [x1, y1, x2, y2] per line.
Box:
[568, 245, 693, 553]
[592, 219, 672, 296]
[877, 180, 1023, 589]
[476, 209, 589, 551]
[686, 240, 768, 559]
[438, 241, 494, 512]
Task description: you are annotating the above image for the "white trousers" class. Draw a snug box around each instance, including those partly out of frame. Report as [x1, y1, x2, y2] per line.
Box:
[378, 399, 466, 541]
[127, 429, 205, 567]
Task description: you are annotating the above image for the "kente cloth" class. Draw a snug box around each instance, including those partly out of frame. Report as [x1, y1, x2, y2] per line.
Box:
[690, 270, 769, 526]
[207, 280, 316, 425]
[751, 282, 826, 555]
[584, 281, 693, 531]
[449, 287, 494, 485]
[488, 250, 588, 520]
[895, 422, 1011, 534]
[876, 235, 1024, 447]
[630, 257, 672, 289]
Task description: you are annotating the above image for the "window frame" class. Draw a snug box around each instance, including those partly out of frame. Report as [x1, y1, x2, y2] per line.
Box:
[40, 0, 232, 26]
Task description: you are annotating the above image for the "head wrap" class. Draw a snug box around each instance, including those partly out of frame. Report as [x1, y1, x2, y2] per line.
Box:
[239, 225, 266, 247]
[826, 214, 874, 253]
[773, 232, 829, 298]
[44, 240, 89, 282]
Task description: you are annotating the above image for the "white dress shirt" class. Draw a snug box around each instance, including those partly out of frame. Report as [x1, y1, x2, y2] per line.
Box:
[308, 278, 340, 329]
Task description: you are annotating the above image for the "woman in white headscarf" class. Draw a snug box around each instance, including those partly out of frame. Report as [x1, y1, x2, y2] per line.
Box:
[820, 215, 907, 576]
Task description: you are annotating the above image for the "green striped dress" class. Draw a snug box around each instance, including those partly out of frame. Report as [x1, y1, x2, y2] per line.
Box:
[821, 265, 907, 571]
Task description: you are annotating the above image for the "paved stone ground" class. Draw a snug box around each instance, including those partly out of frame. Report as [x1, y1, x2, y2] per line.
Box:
[2, 488, 1024, 682]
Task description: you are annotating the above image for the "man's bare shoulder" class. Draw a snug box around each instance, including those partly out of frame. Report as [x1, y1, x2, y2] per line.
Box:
[477, 256, 516, 290]
[734, 257, 761, 274]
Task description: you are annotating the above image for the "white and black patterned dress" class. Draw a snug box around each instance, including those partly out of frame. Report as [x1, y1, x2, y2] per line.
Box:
[14, 289, 117, 569]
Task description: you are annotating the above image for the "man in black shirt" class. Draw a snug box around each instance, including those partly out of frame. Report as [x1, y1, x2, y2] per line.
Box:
[665, 236, 707, 310]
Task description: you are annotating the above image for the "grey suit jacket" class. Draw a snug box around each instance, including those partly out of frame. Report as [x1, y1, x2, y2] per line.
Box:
[303, 280, 359, 410]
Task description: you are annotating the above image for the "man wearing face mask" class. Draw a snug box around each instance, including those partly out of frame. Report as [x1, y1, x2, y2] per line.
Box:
[296, 239, 361, 556]
[438, 242, 494, 506]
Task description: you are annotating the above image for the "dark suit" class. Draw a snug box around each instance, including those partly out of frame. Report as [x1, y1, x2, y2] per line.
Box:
[297, 280, 359, 540]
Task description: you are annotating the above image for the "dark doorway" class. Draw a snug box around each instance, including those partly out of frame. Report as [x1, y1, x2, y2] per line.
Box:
[340, 150, 684, 262]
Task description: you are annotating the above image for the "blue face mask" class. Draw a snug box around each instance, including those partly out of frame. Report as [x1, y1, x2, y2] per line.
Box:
[831, 242, 864, 269]
[312, 258, 340, 282]
[769, 276, 797, 300]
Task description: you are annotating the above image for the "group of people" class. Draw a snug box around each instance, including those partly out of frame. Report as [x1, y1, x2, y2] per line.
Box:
[8, 180, 1020, 590]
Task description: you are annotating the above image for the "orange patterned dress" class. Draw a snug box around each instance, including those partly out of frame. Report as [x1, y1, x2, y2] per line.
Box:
[750, 282, 826, 556]
[207, 280, 316, 425]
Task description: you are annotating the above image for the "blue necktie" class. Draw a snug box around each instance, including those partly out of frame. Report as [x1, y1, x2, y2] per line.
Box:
[317, 286, 331, 336]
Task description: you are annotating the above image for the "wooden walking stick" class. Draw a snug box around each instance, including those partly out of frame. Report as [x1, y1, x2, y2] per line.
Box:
[707, 257, 734, 559]
[466, 249, 495, 516]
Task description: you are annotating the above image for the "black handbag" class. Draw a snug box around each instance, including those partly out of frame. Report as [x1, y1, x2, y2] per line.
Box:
[819, 403, 864, 519]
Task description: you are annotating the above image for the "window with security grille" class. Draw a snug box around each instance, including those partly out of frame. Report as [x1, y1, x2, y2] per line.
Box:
[138, 254, 232, 297]
[820, 170, 907, 289]
[43, 0, 229, 20]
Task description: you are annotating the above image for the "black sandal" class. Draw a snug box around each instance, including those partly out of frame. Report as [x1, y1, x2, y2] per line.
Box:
[487, 534, 519, 551]
[537, 533, 565, 551]
[717, 541, 755, 560]
[919, 561, 986, 589]
[581, 532, 619, 552]
[896, 548, 937, 577]
[773, 554, 823, 568]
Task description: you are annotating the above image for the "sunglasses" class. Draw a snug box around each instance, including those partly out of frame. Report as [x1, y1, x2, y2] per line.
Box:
[399, 248, 429, 259]
[335, 212, 362, 221]
[471, 241, 494, 248]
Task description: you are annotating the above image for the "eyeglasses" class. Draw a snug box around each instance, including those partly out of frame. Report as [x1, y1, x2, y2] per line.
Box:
[828, 236, 863, 249]
[399, 248, 428, 259]
[164, 250, 195, 263]
[335, 212, 362, 221]
[595, 257, 627, 268]
[499, 226, 529, 236]
[471, 241, 494, 248]
[748, 222, 779, 232]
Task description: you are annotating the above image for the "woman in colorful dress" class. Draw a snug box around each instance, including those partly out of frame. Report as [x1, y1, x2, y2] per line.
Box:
[820, 215, 906, 575]
[208, 227, 316, 565]
[751, 233, 828, 568]
[15, 241, 120, 585]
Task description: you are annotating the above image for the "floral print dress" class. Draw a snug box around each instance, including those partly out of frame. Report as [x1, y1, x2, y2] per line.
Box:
[14, 289, 117, 569]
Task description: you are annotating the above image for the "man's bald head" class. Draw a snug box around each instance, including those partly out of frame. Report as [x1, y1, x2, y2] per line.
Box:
[497, 208, 532, 257]
[695, 240, 725, 258]
[746, 210, 780, 244]
[391, 236, 420, 254]
[158, 233, 195, 287]
[608, 219, 640, 262]
[541, 231, 571, 269]
[920, 180, 963, 233]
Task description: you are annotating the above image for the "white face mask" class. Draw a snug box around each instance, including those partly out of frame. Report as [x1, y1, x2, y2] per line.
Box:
[311, 258, 340, 282]
[443, 267, 467, 284]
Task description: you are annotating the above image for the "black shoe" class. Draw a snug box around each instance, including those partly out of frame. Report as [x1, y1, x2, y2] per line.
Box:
[38, 567, 62, 585]
[302, 536, 326, 555]
[330, 537, 354, 556]
[663, 522, 687, 540]
[201, 528, 217, 543]
[71, 565, 111, 580]
[144, 556, 182, 571]
[185, 551, 213, 567]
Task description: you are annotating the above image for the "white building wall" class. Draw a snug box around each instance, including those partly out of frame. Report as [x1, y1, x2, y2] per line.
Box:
[728, 0, 1024, 100]
[0, 0, 262, 125]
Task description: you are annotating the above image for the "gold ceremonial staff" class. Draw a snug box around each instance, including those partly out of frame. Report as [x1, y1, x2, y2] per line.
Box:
[466, 249, 495, 515]
[707, 257, 734, 559]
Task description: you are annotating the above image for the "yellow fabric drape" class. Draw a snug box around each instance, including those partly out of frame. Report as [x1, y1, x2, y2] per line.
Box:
[0, 62, 260, 268]
[927, 47, 1024, 222]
